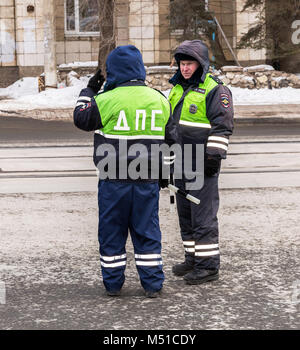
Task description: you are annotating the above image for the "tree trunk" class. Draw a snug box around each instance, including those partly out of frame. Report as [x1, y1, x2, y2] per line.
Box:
[98, 0, 116, 74]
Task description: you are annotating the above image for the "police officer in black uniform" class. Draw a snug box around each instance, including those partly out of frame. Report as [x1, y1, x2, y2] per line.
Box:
[169, 40, 234, 284]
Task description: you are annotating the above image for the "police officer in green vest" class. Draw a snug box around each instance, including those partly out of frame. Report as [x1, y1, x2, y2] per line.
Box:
[74, 45, 177, 297]
[169, 40, 234, 284]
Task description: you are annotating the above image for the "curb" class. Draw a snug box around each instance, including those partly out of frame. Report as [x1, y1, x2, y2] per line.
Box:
[0, 108, 73, 121]
[1, 108, 300, 125]
[234, 116, 300, 124]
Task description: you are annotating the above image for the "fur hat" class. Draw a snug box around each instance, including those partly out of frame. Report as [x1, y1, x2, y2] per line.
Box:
[174, 53, 197, 63]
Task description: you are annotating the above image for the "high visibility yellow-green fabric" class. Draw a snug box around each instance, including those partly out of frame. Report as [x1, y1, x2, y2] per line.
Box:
[94, 86, 170, 139]
[168, 73, 221, 127]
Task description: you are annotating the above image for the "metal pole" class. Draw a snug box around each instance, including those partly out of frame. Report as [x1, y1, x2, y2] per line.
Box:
[43, 0, 57, 89]
[213, 16, 241, 67]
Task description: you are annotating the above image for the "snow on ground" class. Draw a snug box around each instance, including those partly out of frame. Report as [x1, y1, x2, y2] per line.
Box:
[0, 73, 300, 111]
[58, 61, 98, 69]
[0, 77, 39, 99]
[163, 86, 300, 105]
[230, 86, 300, 105]
[0, 74, 89, 110]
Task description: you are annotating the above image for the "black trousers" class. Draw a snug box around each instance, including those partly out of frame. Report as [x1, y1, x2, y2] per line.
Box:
[175, 173, 220, 270]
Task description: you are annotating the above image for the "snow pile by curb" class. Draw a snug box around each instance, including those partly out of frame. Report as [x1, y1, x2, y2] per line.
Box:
[230, 86, 300, 105]
[163, 87, 300, 105]
[1, 74, 300, 113]
[0, 77, 39, 100]
[0, 73, 89, 111]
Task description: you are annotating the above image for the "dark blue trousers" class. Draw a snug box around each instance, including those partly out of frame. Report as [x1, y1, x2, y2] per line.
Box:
[175, 173, 220, 271]
[98, 180, 164, 293]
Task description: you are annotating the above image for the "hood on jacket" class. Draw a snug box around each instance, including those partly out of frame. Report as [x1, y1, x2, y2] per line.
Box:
[104, 45, 146, 91]
[169, 40, 210, 86]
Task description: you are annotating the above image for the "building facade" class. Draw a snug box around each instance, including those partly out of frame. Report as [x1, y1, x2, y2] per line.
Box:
[0, 0, 298, 88]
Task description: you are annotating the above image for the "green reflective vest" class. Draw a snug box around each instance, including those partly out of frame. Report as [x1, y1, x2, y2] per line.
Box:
[94, 86, 170, 140]
[168, 73, 222, 129]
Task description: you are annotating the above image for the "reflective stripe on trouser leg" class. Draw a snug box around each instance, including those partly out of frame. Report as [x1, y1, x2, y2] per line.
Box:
[134, 253, 163, 292]
[183, 240, 195, 254]
[100, 254, 127, 268]
[100, 254, 127, 291]
[130, 182, 164, 292]
[98, 180, 131, 292]
[135, 253, 163, 267]
[191, 174, 220, 270]
[183, 240, 195, 265]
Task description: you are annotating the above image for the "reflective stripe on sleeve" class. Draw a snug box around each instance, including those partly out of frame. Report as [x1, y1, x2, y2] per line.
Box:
[77, 96, 92, 102]
[163, 155, 176, 160]
[206, 142, 228, 151]
[208, 136, 229, 144]
[179, 120, 211, 128]
[76, 102, 87, 107]
[163, 154, 176, 165]
[207, 135, 229, 151]
[76, 96, 92, 108]
[163, 160, 175, 165]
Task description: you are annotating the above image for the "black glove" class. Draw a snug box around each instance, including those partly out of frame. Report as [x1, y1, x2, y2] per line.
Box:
[159, 178, 169, 189]
[204, 157, 221, 177]
[87, 69, 105, 93]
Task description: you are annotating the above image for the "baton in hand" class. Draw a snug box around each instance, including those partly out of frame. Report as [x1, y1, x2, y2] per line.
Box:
[168, 184, 200, 205]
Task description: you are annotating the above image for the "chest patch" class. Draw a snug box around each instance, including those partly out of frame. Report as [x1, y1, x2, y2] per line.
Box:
[189, 104, 198, 114]
[193, 87, 206, 94]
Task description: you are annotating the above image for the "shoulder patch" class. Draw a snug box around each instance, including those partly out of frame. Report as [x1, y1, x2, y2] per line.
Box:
[80, 102, 91, 111]
[209, 75, 224, 85]
[220, 93, 230, 108]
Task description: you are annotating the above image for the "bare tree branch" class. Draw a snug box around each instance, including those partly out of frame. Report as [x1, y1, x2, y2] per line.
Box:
[169, 0, 227, 67]
[238, 0, 300, 67]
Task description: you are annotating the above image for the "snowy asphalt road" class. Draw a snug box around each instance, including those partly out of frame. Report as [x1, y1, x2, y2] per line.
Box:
[1, 116, 300, 146]
[0, 188, 299, 330]
[0, 119, 299, 330]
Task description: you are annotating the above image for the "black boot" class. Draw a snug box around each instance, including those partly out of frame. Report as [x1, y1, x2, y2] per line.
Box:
[184, 269, 219, 285]
[106, 290, 121, 297]
[144, 288, 163, 298]
[172, 261, 194, 276]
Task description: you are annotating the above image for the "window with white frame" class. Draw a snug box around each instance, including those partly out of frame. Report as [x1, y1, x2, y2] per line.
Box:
[65, 0, 100, 35]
